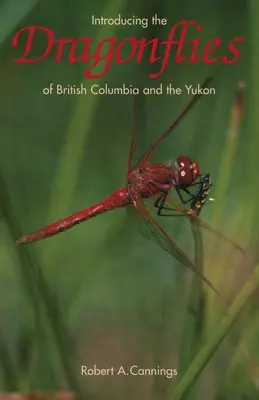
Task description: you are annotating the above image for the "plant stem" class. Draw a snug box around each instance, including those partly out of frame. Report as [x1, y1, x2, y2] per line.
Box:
[169, 260, 259, 400]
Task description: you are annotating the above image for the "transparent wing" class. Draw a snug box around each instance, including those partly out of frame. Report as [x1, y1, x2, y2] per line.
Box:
[155, 188, 251, 303]
[127, 77, 214, 173]
[126, 182, 250, 302]
[126, 181, 224, 298]
[127, 90, 149, 172]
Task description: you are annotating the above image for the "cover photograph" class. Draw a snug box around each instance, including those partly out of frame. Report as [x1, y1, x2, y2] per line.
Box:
[0, 0, 256, 399]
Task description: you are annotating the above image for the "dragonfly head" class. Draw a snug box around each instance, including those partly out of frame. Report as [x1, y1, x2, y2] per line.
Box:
[175, 156, 199, 186]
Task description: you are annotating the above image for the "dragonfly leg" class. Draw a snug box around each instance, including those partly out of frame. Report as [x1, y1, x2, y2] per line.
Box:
[185, 180, 204, 189]
[176, 178, 208, 204]
[182, 187, 196, 198]
[155, 194, 186, 217]
[176, 187, 195, 204]
[181, 175, 211, 191]
[154, 195, 165, 209]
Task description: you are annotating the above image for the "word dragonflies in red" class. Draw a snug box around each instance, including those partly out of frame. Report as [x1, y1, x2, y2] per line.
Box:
[16, 77, 243, 296]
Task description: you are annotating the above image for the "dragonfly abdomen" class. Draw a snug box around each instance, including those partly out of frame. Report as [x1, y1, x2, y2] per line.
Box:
[16, 187, 130, 244]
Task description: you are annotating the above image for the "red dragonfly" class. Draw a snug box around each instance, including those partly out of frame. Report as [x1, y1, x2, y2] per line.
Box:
[16, 77, 241, 295]
[17, 79, 212, 247]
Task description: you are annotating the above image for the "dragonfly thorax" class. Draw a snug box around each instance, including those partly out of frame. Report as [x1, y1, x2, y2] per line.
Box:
[127, 164, 177, 198]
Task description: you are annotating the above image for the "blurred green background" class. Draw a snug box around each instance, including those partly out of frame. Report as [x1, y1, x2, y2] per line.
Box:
[1, 0, 259, 399]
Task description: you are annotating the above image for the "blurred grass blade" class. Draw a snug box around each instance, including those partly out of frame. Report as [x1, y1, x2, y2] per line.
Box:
[242, 0, 259, 245]
[0, 172, 43, 324]
[216, 291, 259, 397]
[0, 0, 39, 45]
[206, 82, 245, 332]
[0, 330, 20, 391]
[177, 220, 206, 399]
[211, 81, 244, 228]
[178, 221, 205, 371]
[45, 0, 125, 262]
[169, 260, 259, 400]
[0, 173, 86, 398]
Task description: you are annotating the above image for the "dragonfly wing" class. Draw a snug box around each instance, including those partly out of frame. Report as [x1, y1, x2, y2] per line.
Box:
[127, 77, 214, 173]
[194, 218, 252, 303]
[128, 91, 149, 171]
[127, 185, 223, 298]
[194, 216, 247, 258]
[164, 192, 251, 302]
[139, 77, 213, 166]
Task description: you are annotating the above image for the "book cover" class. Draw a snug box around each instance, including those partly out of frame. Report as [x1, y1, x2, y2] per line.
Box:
[0, 0, 256, 399]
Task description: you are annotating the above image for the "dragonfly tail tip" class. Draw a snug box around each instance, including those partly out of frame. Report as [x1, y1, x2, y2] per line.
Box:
[16, 237, 27, 245]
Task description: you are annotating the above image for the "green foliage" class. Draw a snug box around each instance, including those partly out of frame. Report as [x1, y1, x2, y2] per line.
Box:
[0, 1, 258, 399]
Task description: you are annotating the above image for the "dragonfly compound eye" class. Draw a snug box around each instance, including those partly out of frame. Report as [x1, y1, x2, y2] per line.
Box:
[191, 161, 199, 181]
[176, 156, 199, 186]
